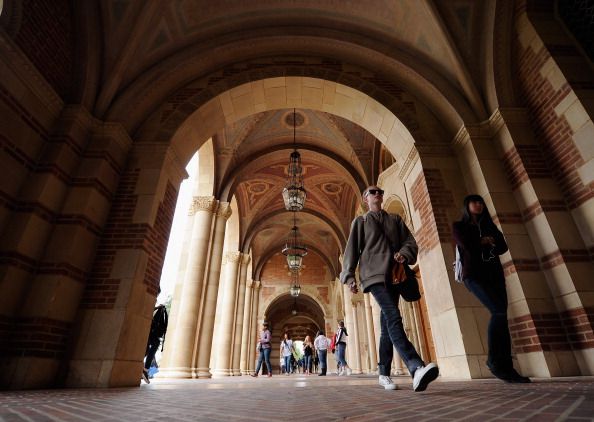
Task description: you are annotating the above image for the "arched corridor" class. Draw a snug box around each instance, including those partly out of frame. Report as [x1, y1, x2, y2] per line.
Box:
[0, 0, 593, 395]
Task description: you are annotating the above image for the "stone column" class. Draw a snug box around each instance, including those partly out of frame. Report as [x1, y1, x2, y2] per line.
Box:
[248, 281, 262, 371]
[364, 294, 378, 374]
[67, 142, 185, 387]
[159, 196, 216, 378]
[351, 301, 363, 374]
[239, 280, 254, 374]
[212, 251, 242, 377]
[343, 284, 361, 373]
[194, 202, 231, 378]
[394, 298, 406, 375]
[231, 254, 250, 375]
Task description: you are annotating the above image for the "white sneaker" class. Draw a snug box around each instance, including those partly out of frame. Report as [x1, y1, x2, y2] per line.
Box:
[379, 375, 397, 390]
[412, 363, 438, 392]
[345, 368, 352, 376]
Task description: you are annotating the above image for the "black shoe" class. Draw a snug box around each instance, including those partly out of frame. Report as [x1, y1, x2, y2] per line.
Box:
[507, 368, 531, 383]
[489, 366, 530, 383]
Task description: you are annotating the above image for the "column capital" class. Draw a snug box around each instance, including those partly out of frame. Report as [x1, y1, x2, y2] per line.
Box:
[253, 280, 262, 291]
[242, 254, 251, 265]
[246, 279, 255, 289]
[223, 251, 242, 264]
[189, 196, 216, 215]
[216, 202, 232, 219]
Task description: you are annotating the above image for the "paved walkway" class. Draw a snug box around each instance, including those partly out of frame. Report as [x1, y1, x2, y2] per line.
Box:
[1, 374, 593, 421]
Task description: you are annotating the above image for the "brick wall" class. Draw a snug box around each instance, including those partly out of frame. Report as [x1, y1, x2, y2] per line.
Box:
[261, 252, 331, 286]
[410, 169, 454, 254]
[510, 307, 594, 353]
[81, 172, 178, 308]
[14, 0, 73, 100]
[514, 3, 593, 210]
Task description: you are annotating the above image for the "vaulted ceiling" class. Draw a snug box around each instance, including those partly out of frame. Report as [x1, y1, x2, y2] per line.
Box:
[7, 0, 499, 285]
[83, 0, 491, 285]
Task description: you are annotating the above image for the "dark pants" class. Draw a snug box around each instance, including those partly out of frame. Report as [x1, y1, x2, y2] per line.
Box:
[464, 276, 513, 371]
[144, 336, 161, 370]
[369, 283, 424, 377]
[318, 349, 327, 370]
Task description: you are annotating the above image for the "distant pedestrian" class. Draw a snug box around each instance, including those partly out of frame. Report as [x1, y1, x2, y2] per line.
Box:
[303, 335, 314, 375]
[142, 304, 168, 384]
[314, 330, 330, 376]
[453, 194, 530, 383]
[334, 321, 352, 376]
[280, 332, 295, 376]
[251, 322, 272, 377]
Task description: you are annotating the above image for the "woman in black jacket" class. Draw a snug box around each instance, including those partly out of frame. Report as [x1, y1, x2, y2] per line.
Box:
[452, 194, 530, 383]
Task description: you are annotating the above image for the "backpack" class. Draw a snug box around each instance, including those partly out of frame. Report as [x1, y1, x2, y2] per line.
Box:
[150, 305, 168, 349]
[453, 246, 463, 283]
[330, 333, 336, 353]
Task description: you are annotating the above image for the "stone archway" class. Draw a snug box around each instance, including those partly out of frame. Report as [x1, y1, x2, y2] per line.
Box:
[263, 293, 325, 373]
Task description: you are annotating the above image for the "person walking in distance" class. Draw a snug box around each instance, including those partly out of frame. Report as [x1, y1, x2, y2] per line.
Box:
[142, 303, 168, 384]
[251, 322, 272, 377]
[280, 332, 295, 376]
[453, 194, 530, 383]
[302, 335, 314, 375]
[334, 321, 352, 376]
[314, 329, 330, 376]
[340, 185, 439, 391]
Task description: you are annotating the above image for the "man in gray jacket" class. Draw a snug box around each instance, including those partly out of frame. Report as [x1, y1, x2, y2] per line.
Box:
[340, 185, 439, 391]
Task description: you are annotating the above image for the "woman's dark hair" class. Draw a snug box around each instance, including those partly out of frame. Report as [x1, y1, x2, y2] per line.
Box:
[284, 332, 291, 339]
[316, 329, 325, 336]
[338, 320, 344, 328]
[461, 194, 495, 226]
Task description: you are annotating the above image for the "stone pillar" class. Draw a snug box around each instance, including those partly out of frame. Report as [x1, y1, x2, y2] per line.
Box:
[159, 196, 216, 378]
[364, 294, 378, 374]
[351, 301, 363, 374]
[194, 202, 231, 378]
[67, 142, 186, 387]
[1, 108, 132, 389]
[239, 280, 254, 375]
[212, 251, 242, 377]
[248, 281, 262, 371]
[231, 255, 250, 375]
[343, 284, 360, 373]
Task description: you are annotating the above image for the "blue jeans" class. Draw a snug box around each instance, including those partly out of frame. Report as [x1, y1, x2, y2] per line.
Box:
[304, 355, 312, 372]
[369, 283, 424, 376]
[318, 349, 327, 369]
[464, 276, 513, 371]
[336, 343, 348, 367]
[254, 347, 271, 375]
[283, 355, 292, 372]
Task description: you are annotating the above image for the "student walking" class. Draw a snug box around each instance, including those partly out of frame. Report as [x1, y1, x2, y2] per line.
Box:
[251, 322, 272, 377]
[453, 194, 530, 383]
[141, 304, 168, 384]
[334, 321, 352, 376]
[280, 332, 295, 376]
[302, 335, 314, 375]
[314, 330, 330, 376]
[340, 185, 439, 391]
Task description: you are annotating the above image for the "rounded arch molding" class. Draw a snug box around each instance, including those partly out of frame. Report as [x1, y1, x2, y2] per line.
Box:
[161, 76, 424, 175]
[108, 38, 473, 142]
[262, 288, 331, 323]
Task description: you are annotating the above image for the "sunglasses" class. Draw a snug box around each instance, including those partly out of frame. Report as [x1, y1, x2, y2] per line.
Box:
[366, 189, 384, 196]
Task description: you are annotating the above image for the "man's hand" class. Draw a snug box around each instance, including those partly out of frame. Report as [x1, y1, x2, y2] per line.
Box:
[394, 252, 407, 264]
[348, 279, 358, 294]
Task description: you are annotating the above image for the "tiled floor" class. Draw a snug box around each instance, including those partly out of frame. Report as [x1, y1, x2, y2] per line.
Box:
[1, 374, 593, 421]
